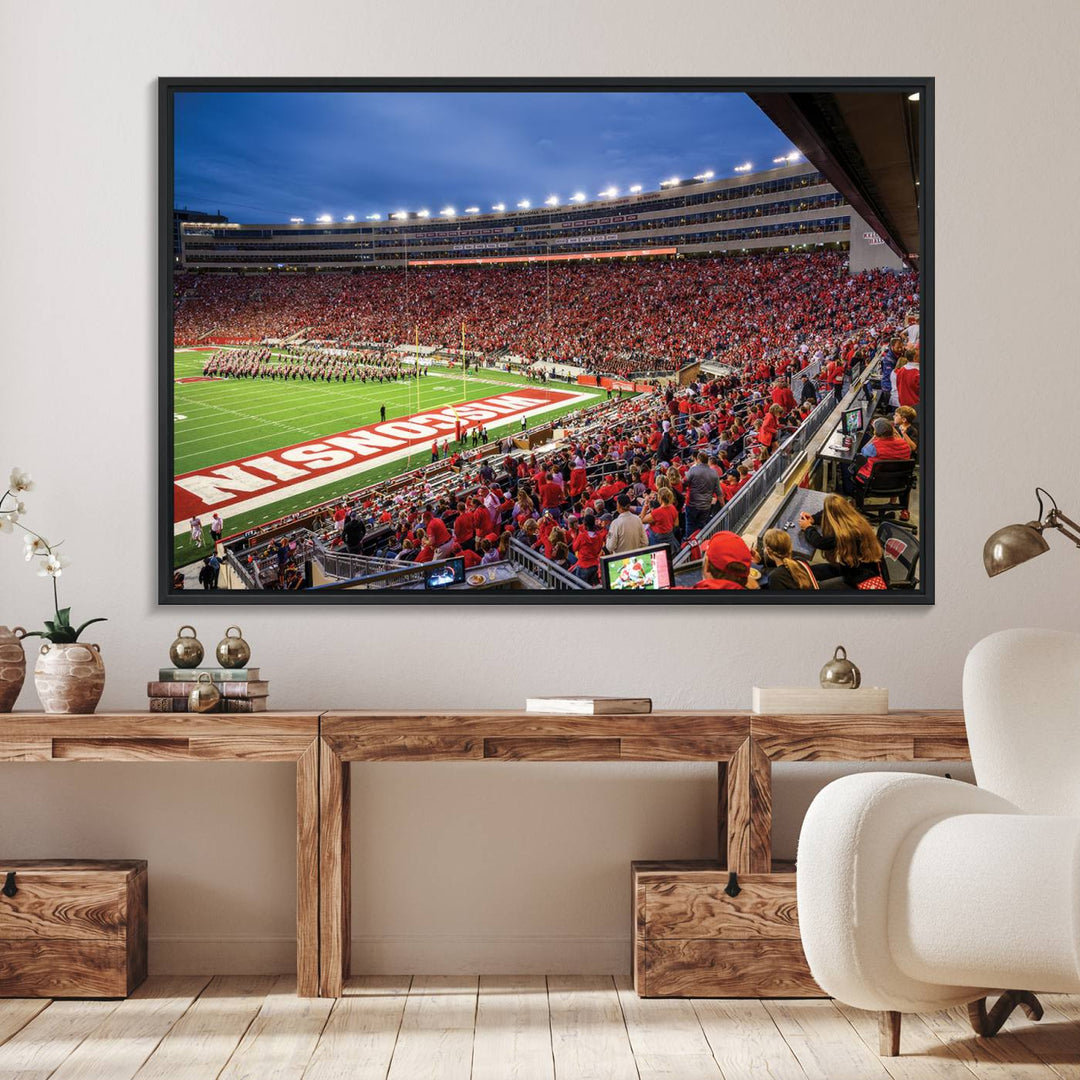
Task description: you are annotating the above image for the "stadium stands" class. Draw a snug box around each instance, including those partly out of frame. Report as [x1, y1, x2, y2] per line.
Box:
[175, 252, 915, 377]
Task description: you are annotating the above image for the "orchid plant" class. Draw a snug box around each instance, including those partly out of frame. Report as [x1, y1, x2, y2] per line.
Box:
[1, 467, 107, 644]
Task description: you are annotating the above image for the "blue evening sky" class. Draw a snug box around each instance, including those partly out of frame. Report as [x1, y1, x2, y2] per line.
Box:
[174, 91, 796, 223]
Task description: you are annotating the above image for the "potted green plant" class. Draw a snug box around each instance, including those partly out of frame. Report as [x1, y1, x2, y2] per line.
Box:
[2, 468, 108, 714]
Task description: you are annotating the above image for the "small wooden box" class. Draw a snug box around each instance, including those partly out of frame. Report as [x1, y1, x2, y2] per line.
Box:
[0, 859, 148, 998]
[752, 686, 889, 714]
[632, 860, 822, 998]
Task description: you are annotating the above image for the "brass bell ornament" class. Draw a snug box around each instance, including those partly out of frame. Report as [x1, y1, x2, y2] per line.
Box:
[188, 672, 221, 713]
[169, 625, 204, 669]
[820, 645, 861, 689]
[215, 626, 251, 669]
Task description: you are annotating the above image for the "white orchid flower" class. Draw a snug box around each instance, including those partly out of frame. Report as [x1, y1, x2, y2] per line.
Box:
[8, 468, 33, 493]
[38, 553, 69, 578]
[0, 515, 12, 534]
[23, 534, 49, 560]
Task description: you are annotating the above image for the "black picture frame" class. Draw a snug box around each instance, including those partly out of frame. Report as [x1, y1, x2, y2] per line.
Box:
[159, 76, 933, 606]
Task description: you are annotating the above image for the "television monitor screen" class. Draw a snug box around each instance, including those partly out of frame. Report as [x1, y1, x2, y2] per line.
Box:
[424, 557, 466, 590]
[843, 407, 864, 437]
[600, 544, 674, 592]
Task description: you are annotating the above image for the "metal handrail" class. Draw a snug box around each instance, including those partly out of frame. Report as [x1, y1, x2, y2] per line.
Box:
[508, 538, 589, 590]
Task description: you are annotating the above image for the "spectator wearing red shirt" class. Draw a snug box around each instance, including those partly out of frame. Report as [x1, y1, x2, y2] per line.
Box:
[642, 487, 680, 553]
[570, 513, 607, 586]
[895, 354, 920, 408]
[757, 404, 783, 450]
[685, 532, 754, 590]
[452, 501, 475, 551]
[771, 380, 797, 412]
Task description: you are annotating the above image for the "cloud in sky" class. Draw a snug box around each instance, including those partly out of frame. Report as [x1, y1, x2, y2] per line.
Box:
[174, 90, 794, 222]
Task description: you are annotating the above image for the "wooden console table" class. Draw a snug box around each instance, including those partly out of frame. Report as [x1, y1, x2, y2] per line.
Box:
[0, 712, 322, 997]
[2, 709, 971, 999]
[318, 708, 969, 998]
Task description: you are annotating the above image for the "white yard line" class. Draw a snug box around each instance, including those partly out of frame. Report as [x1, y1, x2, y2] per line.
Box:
[172, 390, 593, 534]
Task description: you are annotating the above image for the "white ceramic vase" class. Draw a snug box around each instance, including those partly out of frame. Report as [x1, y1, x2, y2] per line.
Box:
[34, 641, 106, 714]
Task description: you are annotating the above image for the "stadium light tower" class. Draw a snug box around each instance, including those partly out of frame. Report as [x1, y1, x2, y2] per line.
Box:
[517, 200, 531, 209]
[544, 195, 559, 206]
[366, 213, 381, 221]
[693, 171, 715, 180]
[629, 184, 643, 193]
[492, 203, 506, 212]
[391, 211, 409, 220]
[289, 217, 304, 224]
[316, 214, 333, 223]
[416, 209, 430, 218]
[344, 214, 356, 222]
[440, 207, 456, 217]
[660, 177, 680, 188]
[465, 206, 480, 214]
[733, 162, 753, 173]
[599, 186, 618, 198]
[570, 192, 586, 203]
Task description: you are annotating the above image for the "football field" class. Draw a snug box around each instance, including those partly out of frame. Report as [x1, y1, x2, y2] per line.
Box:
[172, 349, 608, 567]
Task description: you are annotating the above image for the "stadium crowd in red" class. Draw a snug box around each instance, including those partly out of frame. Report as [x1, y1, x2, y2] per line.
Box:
[176, 252, 916, 377]
[243, 319, 916, 588]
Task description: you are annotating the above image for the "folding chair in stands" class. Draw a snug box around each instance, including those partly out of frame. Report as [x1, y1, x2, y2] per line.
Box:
[877, 520, 920, 589]
[855, 459, 917, 527]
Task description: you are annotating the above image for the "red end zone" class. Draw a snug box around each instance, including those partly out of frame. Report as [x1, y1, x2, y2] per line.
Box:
[173, 388, 585, 523]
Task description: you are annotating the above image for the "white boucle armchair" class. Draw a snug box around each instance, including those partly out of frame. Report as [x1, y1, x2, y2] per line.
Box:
[797, 628, 1080, 1056]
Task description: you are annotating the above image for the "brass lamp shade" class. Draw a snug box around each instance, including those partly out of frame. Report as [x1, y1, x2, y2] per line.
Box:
[983, 522, 1050, 577]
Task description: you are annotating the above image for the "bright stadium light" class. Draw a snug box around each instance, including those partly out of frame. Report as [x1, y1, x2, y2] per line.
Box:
[517, 200, 531, 209]
[366, 213, 381, 221]
[343, 214, 355, 222]
[570, 192, 586, 202]
[599, 186, 618, 198]
[629, 184, 643, 193]
[289, 217, 304, 223]
[734, 162, 753, 173]
[416, 209, 430, 218]
[660, 176, 680, 188]
[693, 170, 715, 180]
[440, 206, 456, 217]
[316, 214, 333, 223]
[545, 195, 559, 206]
[465, 206, 480, 213]
[391, 211, 409, 220]
[492, 203, 506, 212]
[786, 150, 801, 162]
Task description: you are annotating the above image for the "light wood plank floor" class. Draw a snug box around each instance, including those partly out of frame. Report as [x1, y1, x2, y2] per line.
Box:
[1, 976, 1078, 1080]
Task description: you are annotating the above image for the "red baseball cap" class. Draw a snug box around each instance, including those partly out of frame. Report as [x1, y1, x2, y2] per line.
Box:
[704, 532, 753, 570]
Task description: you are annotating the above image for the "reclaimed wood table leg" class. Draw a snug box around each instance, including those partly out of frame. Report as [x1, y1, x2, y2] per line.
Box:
[319, 737, 351, 997]
[726, 737, 772, 874]
[295, 738, 320, 997]
[717, 760, 728, 869]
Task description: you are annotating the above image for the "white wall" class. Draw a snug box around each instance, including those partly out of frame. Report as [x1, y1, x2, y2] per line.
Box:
[1, 0, 1077, 974]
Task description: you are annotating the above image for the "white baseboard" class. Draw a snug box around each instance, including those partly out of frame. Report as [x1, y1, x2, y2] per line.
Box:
[148, 935, 630, 975]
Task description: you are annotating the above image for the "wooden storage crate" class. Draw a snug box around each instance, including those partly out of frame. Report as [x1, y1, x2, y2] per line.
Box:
[632, 860, 822, 998]
[0, 859, 148, 998]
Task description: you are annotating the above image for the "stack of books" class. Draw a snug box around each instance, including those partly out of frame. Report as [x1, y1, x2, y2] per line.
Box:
[148, 668, 268, 713]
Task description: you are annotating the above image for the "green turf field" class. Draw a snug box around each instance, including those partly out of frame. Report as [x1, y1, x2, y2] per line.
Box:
[172, 348, 609, 567]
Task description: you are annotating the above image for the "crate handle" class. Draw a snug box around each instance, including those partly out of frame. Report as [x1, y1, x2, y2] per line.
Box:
[724, 871, 741, 898]
[2, 871, 15, 898]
